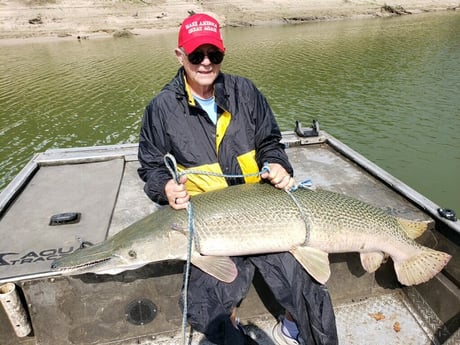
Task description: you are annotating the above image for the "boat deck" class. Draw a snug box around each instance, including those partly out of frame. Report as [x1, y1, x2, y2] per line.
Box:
[0, 130, 458, 345]
[149, 290, 446, 345]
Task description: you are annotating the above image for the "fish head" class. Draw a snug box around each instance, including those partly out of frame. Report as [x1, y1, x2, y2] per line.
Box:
[51, 209, 190, 276]
[50, 239, 152, 275]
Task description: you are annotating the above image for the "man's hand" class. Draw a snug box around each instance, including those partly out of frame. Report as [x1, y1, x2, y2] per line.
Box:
[260, 163, 296, 190]
[165, 175, 190, 210]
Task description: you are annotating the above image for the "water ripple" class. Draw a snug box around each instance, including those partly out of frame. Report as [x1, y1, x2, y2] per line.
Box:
[1, 12, 459, 210]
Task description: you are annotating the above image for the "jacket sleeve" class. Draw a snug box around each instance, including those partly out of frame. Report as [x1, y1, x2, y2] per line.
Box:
[137, 100, 173, 204]
[251, 83, 294, 176]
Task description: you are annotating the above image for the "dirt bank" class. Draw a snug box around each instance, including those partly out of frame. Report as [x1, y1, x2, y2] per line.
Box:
[0, 0, 458, 42]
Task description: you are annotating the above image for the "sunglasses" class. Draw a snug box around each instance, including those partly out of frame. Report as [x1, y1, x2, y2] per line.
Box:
[186, 50, 225, 65]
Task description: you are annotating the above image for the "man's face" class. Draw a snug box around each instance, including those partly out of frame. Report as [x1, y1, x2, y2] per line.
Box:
[176, 44, 224, 92]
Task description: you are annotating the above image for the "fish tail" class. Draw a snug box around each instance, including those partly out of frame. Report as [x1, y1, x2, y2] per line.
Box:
[394, 248, 451, 286]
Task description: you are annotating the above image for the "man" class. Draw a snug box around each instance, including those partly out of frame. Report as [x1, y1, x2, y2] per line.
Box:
[138, 13, 338, 345]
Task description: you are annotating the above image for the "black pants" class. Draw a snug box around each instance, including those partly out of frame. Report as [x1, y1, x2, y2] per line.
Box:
[180, 252, 338, 345]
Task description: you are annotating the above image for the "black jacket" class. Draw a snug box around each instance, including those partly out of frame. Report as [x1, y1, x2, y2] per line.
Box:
[138, 67, 293, 204]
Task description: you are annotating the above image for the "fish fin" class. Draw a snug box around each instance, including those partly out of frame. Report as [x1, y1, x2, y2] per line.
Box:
[360, 252, 385, 273]
[394, 248, 451, 286]
[396, 218, 430, 239]
[191, 255, 238, 283]
[290, 246, 330, 284]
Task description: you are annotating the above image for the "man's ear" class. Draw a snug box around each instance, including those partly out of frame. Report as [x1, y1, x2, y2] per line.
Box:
[175, 48, 185, 65]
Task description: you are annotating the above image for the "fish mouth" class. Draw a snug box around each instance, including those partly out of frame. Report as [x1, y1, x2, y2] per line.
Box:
[51, 257, 112, 272]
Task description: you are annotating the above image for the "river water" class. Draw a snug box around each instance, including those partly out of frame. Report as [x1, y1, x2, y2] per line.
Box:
[1, 12, 459, 213]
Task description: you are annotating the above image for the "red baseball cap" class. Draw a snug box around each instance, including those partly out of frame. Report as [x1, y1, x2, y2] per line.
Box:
[178, 13, 225, 54]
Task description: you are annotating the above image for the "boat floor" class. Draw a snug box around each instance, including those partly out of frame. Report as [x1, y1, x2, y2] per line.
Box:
[118, 291, 439, 345]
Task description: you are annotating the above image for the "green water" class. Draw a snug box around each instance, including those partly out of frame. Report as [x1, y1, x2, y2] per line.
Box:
[1, 12, 459, 213]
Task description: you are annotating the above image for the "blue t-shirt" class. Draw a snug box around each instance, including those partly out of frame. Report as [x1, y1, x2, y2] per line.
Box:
[195, 95, 217, 124]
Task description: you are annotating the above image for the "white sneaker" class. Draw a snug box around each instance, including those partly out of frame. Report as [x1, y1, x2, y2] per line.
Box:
[272, 321, 299, 345]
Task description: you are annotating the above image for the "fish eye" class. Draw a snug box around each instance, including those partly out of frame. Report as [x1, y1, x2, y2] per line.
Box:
[128, 250, 137, 258]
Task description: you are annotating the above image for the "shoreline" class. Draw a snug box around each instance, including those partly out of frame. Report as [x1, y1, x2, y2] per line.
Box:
[0, 0, 458, 45]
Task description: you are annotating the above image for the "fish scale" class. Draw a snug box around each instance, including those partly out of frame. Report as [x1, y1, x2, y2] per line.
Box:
[190, 183, 307, 256]
[293, 189, 416, 252]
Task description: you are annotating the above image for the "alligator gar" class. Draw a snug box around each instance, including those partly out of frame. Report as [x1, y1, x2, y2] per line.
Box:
[51, 183, 451, 286]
